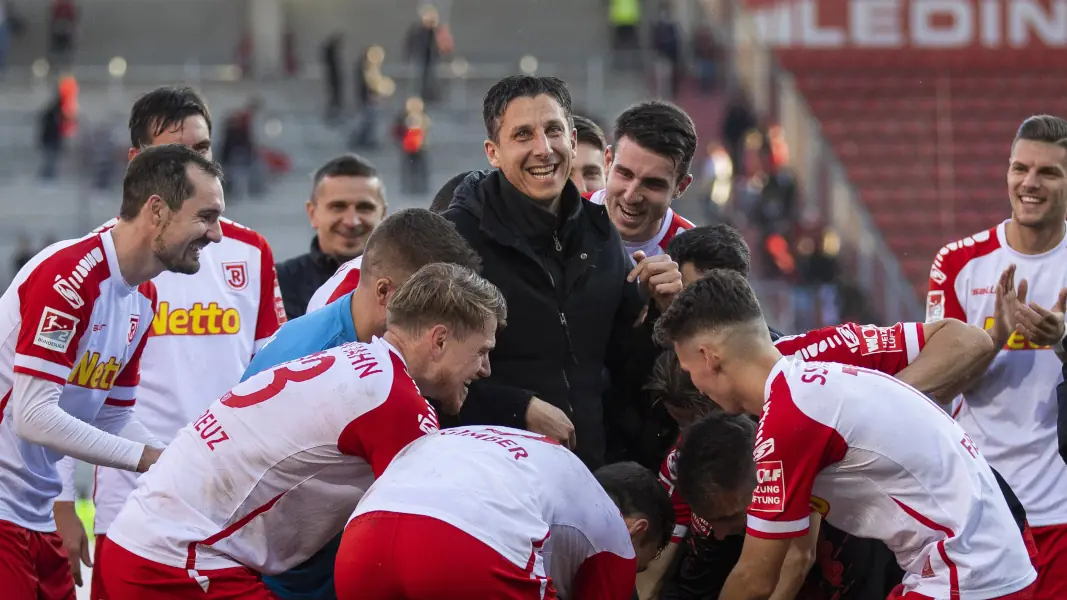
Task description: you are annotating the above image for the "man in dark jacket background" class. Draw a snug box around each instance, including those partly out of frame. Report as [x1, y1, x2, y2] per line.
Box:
[440, 75, 682, 468]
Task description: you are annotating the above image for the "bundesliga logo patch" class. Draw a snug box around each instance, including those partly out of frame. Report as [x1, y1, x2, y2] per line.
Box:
[34, 307, 80, 353]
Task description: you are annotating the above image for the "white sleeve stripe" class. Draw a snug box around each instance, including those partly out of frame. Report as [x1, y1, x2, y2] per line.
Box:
[108, 386, 136, 401]
[253, 337, 269, 354]
[746, 514, 809, 534]
[905, 323, 921, 364]
[14, 355, 71, 382]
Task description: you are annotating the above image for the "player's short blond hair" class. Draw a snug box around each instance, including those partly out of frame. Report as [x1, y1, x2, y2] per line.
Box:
[386, 263, 507, 337]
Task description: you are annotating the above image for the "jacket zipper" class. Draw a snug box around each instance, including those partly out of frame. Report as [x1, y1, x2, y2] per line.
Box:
[552, 231, 574, 405]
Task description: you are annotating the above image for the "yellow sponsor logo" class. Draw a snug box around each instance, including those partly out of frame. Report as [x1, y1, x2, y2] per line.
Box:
[152, 301, 241, 336]
[982, 317, 1052, 350]
[68, 351, 123, 390]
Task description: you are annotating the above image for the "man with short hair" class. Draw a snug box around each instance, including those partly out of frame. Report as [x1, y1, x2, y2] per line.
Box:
[57, 87, 286, 598]
[570, 115, 608, 194]
[277, 153, 387, 319]
[928, 114, 1067, 600]
[336, 428, 673, 600]
[441, 75, 682, 468]
[98, 263, 506, 599]
[0, 144, 223, 598]
[656, 269, 1036, 600]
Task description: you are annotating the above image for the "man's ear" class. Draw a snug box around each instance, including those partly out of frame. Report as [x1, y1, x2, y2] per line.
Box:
[374, 278, 392, 306]
[127, 147, 140, 162]
[305, 199, 317, 228]
[626, 516, 649, 540]
[699, 344, 720, 373]
[485, 140, 501, 169]
[146, 195, 167, 225]
[604, 145, 615, 169]
[428, 323, 449, 357]
[675, 173, 695, 198]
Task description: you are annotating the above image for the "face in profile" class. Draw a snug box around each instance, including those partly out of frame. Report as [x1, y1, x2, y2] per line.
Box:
[672, 337, 743, 414]
[153, 166, 224, 274]
[570, 141, 606, 194]
[308, 175, 386, 259]
[485, 94, 576, 204]
[426, 318, 496, 414]
[1007, 139, 1067, 229]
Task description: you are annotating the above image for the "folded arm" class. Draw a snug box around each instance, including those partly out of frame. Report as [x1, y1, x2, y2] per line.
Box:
[895, 318, 995, 405]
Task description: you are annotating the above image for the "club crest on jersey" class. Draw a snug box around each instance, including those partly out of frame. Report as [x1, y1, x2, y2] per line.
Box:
[34, 307, 79, 353]
[223, 262, 249, 291]
[128, 315, 140, 345]
[926, 291, 945, 322]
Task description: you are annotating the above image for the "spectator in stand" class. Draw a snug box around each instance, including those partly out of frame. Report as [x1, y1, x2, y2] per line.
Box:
[48, 0, 77, 68]
[219, 97, 264, 199]
[404, 5, 452, 103]
[38, 92, 65, 181]
[651, 1, 682, 100]
[321, 33, 344, 121]
[276, 154, 387, 320]
[570, 115, 608, 194]
[351, 45, 388, 151]
[394, 96, 430, 195]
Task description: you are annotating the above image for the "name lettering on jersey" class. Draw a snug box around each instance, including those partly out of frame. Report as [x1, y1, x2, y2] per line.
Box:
[960, 433, 980, 459]
[439, 427, 554, 460]
[192, 408, 231, 451]
[751, 460, 786, 513]
[68, 351, 123, 390]
[800, 364, 829, 385]
[926, 291, 945, 322]
[343, 345, 384, 379]
[151, 302, 241, 337]
[34, 307, 80, 353]
[981, 317, 1053, 350]
[52, 247, 105, 310]
[754, 400, 775, 462]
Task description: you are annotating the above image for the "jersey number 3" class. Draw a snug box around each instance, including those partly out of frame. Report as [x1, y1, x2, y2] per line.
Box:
[222, 354, 337, 408]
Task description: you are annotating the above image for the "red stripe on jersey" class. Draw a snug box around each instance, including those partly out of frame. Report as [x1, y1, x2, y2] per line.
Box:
[657, 210, 695, 252]
[326, 269, 361, 305]
[185, 490, 286, 571]
[892, 497, 961, 600]
[103, 398, 135, 407]
[0, 390, 9, 426]
[928, 227, 1001, 322]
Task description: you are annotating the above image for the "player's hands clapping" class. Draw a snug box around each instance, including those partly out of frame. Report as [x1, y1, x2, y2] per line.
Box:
[991, 265, 1022, 347]
[628, 251, 683, 312]
[1014, 277, 1067, 347]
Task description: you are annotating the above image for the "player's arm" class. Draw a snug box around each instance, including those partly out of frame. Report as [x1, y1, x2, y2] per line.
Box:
[895, 318, 995, 405]
[767, 513, 820, 600]
[636, 542, 680, 600]
[719, 525, 800, 600]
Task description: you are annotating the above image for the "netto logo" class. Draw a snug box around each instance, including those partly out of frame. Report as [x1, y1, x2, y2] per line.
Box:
[68, 351, 123, 390]
[152, 302, 241, 336]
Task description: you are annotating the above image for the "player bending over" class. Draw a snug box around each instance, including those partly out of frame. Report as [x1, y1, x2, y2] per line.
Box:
[96, 263, 505, 599]
[336, 426, 674, 600]
[657, 269, 1037, 600]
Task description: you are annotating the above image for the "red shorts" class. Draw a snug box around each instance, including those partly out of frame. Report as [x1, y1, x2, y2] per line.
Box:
[0, 519, 76, 600]
[97, 536, 278, 599]
[91, 535, 108, 600]
[335, 511, 557, 600]
[887, 582, 1036, 600]
[1031, 523, 1067, 600]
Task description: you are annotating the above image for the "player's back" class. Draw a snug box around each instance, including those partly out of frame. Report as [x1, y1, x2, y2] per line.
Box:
[243, 290, 355, 381]
[769, 358, 1035, 597]
[354, 425, 634, 598]
[107, 337, 436, 575]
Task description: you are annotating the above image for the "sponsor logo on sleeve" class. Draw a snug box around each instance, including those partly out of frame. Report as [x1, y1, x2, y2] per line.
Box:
[859, 324, 904, 356]
[835, 325, 860, 350]
[751, 460, 785, 513]
[223, 261, 249, 291]
[926, 291, 945, 322]
[52, 247, 105, 310]
[34, 307, 80, 353]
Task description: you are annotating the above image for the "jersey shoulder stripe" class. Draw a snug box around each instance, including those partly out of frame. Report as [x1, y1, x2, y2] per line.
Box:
[220, 218, 272, 252]
[930, 226, 1000, 285]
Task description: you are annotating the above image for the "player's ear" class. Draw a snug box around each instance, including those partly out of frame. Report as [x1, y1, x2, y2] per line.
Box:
[625, 516, 649, 541]
[374, 278, 391, 306]
[428, 324, 449, 357]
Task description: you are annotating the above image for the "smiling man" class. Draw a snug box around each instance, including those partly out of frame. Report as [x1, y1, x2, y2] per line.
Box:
[276, 154, 387, 319]
[570, 115, 609, 194]
[587, 101, 697, 263]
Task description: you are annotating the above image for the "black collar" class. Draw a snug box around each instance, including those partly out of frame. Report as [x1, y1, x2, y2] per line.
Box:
[308, 236, 346, 273]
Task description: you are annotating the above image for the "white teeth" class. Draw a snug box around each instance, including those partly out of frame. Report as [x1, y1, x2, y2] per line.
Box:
[528, 165, 555, 179]
[1022, 196, 1042, 203]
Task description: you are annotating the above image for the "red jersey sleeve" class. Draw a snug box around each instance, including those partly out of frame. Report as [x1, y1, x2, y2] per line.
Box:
[13, 242, 107, 385]
[571, 551, 639, 600]
[928, 246, 968, 323]
[747, 370, 848, 540]
[658, 444, 692, 543]
[325, 269, 360, 306]
[775, 322, 925, 376]
[255, 238, 286, 344]
[336, 351, 439, 476]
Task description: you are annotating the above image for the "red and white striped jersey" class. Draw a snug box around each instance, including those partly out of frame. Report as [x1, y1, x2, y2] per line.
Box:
[91, 217, 286, 535]
[0, 229, 155, 529]
[105, 337, 438, 575]
[585, 189, 693, 263]
[927, 220, 1067, 527]
[353, 425, 637, 600]
[306, 255, 362, 313]
[751, 357, 1035, 598]
[660, 321, 925, 542]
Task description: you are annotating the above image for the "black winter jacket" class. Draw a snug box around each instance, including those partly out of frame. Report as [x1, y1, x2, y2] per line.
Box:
[275, 237, 347, 320]
[441, 170, 647, 468]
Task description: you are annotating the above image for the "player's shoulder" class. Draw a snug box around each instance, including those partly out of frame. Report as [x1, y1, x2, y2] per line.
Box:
[931, 225, 1001, 280]
[219, 217, 273, 253]
[21, 233, 112, 310]
[583, 189, 606, 205]
[669, 209, 695, 232]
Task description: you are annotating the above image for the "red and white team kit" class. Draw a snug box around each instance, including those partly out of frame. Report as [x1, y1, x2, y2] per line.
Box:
[928, 221, 1067, 599]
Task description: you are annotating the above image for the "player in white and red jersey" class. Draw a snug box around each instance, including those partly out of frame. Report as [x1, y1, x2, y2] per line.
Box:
[337, 427, 674, 600]
[60, 86, 287, 600]
[306, 254, 361, 313]
[927, 115, 1067, 600]
[97, 263, 505, 599]
[656, 269, 1037, 600]
[570, 115, 608, 194]
[584, 101, 697, 264]
[0, 144, 225, 599]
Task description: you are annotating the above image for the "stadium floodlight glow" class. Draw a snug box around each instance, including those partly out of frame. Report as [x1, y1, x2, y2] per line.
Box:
[31, 59, 50, 79]
[264, 118, 283, 138]
[108, 57, 128, 78]
[519, 55, 538, 75]
[450, 58, 470, 78]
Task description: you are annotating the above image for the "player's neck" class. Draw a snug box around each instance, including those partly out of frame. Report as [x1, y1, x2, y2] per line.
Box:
[740, 348, 784, 416]
[1005, 219, 1066, 255]
[381, 329, 426, 378]
[108, 220, 164, 286]
[349, 293, 374, 343]
[621, 216, 664, 246]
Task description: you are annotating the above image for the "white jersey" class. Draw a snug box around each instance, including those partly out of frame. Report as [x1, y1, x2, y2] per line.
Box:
[586, 189, 693, 263]
[91, 218, 285, 535]
[0, 230, 154, 530]
[751, 357, 1036, 599]
[106, 337, 438, 575]
[306, 255, 362, 313]
[353, 425, 637, 600]
[926, 220, 1067, 527]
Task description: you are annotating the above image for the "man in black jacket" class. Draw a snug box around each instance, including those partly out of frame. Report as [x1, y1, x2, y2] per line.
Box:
[441, 75, 682, 467]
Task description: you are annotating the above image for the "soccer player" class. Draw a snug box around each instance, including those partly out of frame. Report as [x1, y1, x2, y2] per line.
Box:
[585, 101, 696, 261]
[570, 115, 608, 194]
[0, 144, 224, 598]
[927, 114, 1067, 600]
[57, 86, 286, 598]
[656, 269, 1037, 600]
[97, 263, 506, 599]
[336, 427, 674, 600]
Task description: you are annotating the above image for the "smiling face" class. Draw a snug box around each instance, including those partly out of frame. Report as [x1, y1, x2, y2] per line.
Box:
[604, 136, 692, 242]
[152, 165, 225, 274]
[1008, 139, 1067, 230]
[424, 318, 496, 415]
[485, 94, 576, 205]
[571, 141, 607, 194]
[307, 175, 387, 259]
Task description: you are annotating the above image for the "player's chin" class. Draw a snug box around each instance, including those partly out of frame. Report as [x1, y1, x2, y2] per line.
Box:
[441, 383, 470, 416]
